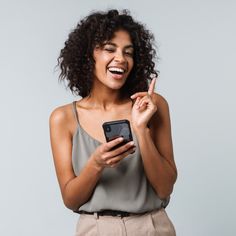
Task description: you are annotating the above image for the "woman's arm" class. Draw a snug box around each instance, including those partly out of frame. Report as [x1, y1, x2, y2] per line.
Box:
[133, 93, 177, 199]
[49, 107, 103, 211]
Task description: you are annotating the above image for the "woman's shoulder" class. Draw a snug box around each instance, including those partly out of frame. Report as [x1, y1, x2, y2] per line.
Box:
[150, 92, 171, 127]
[152, 92, 169, 110]
[49, 101, 77, 135]
[49, 102, 72, 121]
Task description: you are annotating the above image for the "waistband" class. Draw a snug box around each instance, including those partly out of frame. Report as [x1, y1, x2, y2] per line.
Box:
[78, 210, 147, 218]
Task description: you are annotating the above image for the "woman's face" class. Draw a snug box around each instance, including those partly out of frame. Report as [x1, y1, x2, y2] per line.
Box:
[93, 30, 134, 91]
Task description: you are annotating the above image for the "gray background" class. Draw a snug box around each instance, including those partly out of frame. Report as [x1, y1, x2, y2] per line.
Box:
[0, 0, 235, 235]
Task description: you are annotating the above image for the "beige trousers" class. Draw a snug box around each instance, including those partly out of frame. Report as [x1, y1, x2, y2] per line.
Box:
[75, 208, 176, 236]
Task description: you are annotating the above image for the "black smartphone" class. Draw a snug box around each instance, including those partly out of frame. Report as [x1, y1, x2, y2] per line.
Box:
[102, 119, 133, 150]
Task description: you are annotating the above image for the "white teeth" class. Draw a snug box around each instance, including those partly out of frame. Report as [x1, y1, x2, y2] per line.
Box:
[108, 67, 125, 73]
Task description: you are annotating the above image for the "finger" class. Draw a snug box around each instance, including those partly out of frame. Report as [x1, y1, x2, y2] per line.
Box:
[148, 77, 156, 95]
[134, 96, 141, 107]
[107, 146, 136, 165]
[130, 92, 147, 99]
[104, 137, 124, 151]
[137, 96, 150, 108]
[131, 78, 156, 99]
[139, 99, 149, 109]
[109, 140, 135, 157]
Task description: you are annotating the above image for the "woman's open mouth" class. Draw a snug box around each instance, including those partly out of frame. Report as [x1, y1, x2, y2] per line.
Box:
[107, 67, 126, 80]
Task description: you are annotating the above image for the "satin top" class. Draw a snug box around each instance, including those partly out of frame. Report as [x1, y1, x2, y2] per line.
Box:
[71, 101, 169, 213]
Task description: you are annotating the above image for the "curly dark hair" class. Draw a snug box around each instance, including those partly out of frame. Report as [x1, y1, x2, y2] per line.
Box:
[57, 9, 159, 98]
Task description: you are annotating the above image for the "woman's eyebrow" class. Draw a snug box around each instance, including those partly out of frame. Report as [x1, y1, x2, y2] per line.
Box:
[125, 45, 134, 49]
[103, 42, 134, 49]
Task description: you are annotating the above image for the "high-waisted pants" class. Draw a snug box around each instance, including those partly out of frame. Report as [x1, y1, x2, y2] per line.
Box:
[75, 208, 176, 236]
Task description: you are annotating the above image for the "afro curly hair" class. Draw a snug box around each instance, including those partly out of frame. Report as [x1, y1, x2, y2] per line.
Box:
[57, 9, 159, 98]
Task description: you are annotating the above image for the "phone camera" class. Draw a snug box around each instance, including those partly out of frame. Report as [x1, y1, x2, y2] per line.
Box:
[105, 125, 111, 132]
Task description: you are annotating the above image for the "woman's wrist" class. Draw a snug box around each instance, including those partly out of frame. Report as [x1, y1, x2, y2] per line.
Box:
[133, 126, 150, 139]
[88, 156, 104, 173]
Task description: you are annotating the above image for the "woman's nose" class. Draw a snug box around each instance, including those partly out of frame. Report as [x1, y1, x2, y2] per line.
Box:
[114, 51, 125, 62]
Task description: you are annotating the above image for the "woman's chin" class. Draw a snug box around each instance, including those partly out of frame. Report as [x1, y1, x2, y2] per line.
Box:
[108, 80, 127, 90]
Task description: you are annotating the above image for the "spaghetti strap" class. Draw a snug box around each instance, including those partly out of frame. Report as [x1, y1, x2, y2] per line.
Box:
[72, 101, 79, 125]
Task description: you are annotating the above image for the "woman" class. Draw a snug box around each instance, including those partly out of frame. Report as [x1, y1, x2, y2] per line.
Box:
[50, 9, 177, 236]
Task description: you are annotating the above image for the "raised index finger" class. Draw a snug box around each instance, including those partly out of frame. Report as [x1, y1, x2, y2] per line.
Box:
[147, 77, 156, 95]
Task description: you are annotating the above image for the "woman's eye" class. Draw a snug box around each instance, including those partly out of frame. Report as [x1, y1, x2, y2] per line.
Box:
[125, 51, 133, 57]
[104, 48, 115, 52]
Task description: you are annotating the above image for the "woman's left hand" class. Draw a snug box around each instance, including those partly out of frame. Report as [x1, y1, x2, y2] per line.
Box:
[130, 78, 157, 131]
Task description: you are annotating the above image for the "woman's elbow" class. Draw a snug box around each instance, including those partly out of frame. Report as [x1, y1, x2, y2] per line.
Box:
[62, 191, 80, 211]
[157, 187, 173, 200]
[156, 177, 177, 200]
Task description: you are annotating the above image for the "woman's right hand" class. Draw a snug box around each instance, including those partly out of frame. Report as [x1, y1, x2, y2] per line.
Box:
[91, 137, 136, 169]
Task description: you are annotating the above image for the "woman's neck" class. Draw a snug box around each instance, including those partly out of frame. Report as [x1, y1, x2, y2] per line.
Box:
[85, 82, 127, 110]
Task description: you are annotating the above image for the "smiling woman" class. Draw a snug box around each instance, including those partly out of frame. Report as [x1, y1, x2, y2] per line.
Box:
[50, 9, 177, 236]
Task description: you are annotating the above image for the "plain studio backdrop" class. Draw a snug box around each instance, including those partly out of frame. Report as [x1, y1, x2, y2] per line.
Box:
[0, 0, 235, 235]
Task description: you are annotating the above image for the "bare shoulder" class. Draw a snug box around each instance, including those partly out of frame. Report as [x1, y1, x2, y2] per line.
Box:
[49, 102, 76, 136]
[152, 92, 170, 115]
[49, 103, 69, 126]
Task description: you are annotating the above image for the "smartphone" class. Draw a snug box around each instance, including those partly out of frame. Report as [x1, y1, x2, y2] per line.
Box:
[102, 119, 133, 150]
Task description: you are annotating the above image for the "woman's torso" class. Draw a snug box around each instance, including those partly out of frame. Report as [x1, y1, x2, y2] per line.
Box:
[68, 98, 169, 213]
